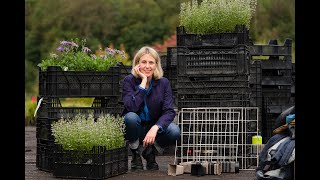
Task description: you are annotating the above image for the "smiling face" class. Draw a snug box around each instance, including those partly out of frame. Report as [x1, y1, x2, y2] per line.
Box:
[139, 54, 156, 79]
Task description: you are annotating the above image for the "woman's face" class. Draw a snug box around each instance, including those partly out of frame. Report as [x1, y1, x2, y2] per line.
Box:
[139, 54, 156, 78]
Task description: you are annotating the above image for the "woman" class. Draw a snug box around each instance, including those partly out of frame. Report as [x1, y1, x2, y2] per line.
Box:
[121, 46, 180, 170]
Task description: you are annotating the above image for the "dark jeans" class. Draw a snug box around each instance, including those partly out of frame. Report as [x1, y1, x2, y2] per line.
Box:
[124, 112, 180, 148]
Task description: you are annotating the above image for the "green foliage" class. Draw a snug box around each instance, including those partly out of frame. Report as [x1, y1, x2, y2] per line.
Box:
[25, 60, 39, 94]
[51, 113, 126, 151]
[250, 0, 295, 62]
[25, 100, 37, 126]
[38, 38, 126, 71]
[179, 0, 257, 34]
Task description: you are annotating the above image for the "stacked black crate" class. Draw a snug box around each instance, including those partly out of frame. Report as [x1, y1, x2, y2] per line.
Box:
[174, 25, 254, 168]
[165, 47, 178, 109]
[249, 60, 262, 132]
[36, 64, 123, 172]
[249, 39, 294, 143]
[175, 25, 251, 110]
[291, 63, 295, 101]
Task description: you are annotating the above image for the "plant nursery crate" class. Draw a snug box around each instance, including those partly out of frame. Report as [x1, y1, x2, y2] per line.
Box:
[53, 145, 128, 179]
[36, 139, 55, 172]
[177, 45, 250, 75]
[260, 60, 292, 70]
[261, 76, 292, 86]
[39, 65, 121, 97]
[177, 75, 249, 92]
[36, 106, 124, 143]
[261, 112, 280, 144]
[35, 97, 123, 118]
[261, 85, 291, 98]
[167, 47, 177, 66]
[176, 25, 250, 47]
[249, 60, 262, 85]
[248, 38, 292, 56]
[160, 54, 167, 68]
[263, 104, 295, 114]
[177, 94, 250, 109]
[263, 96, 292, 106]
[261, 69, 292, 77]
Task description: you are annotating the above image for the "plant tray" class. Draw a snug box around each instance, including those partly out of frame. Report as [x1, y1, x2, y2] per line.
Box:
[39, 66, 120, 97]
[53, 145, 128, 179]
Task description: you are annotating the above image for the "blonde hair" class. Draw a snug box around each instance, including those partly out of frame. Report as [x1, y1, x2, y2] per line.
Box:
[131, 46, 164, 80]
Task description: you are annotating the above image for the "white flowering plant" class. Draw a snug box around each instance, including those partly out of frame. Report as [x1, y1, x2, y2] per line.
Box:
[51, 113, 126, 151]
[38, 38, 126, 71]
[180, 0, 257, 34]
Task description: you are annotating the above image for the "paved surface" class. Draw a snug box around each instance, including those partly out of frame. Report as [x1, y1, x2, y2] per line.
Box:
[25, 126, 257, 179]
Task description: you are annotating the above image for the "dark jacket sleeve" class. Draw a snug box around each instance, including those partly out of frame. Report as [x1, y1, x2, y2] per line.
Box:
[156, 78, 176, 130]
[122, 75, 146, 113]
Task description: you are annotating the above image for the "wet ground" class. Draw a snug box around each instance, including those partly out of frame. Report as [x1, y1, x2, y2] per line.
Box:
[25, 126, 257, 179]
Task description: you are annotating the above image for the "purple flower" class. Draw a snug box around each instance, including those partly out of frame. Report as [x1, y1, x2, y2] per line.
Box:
[91, 54, 96, 60]
[60, 41, 69, 45]
[71, 42, 79, 48]
[56, 46, 64, 52]
[106, 48, 115, 55]
[82, 47, 91, 53]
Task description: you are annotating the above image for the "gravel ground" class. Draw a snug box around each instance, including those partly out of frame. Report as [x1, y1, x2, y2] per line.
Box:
[25, 126, 257, 179]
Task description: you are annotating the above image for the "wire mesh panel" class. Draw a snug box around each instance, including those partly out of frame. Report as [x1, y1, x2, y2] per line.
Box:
[175, 107, 260, 170]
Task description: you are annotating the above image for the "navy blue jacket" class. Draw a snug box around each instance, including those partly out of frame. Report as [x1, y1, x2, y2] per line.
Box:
[121, 74, 176, 130]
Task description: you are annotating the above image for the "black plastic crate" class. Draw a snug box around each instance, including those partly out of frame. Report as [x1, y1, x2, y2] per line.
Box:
[35, 97, 124, 142]
[261, 112, 280, 144]
[167, 47, 177, 66]
[177, 45, 250, 75]
[53, 145, 128, 179]
[177, 25, 250, 47]
[248, 39, 292, 56]
[160, 54, 167, 69]
[177, 94, 250, 109]
[263, 96, 292, 106]
[177, 75, 249, 95]
[39, 65, 121, 97]
[261, 76, 292, 86]
[249, 60, 262, 85]
[36, 139, 55, 172]
[263, 104, 295, 114]
[260, 60, 292, 70]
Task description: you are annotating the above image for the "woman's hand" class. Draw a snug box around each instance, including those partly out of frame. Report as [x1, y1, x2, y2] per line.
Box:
[134, 64, 147, 80]
[143, 125, 159, 147]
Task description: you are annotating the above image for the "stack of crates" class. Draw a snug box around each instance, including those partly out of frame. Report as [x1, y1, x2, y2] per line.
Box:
[36, 64, 124, 172]
[164, 47, 178, 108]
[170, 25, 261, 171]
[249, 39, 295, 143]
[174, 25, 251, 110]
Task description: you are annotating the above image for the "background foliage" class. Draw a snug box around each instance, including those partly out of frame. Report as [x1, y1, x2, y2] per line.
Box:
[25, 0, 295, 123]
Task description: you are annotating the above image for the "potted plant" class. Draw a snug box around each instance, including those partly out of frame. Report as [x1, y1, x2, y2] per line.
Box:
[38, 38, 126, 71]
[51, 113, 128, 179]
[38, 38, 126, 97]
[177, 0, 257, 46]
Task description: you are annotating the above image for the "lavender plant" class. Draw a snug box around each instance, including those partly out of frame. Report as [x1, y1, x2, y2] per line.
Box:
[51, 113, 125, 151]
[38, 38, 126, 71]
[180, 0, 257, 34]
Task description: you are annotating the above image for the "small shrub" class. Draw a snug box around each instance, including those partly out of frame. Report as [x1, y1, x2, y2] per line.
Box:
[51, 113, 125, 151]
[179, 0, 257, 34]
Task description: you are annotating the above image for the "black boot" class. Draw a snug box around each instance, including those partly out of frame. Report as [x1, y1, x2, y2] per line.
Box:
[142, 145, 159, 170]
[130, 148, 143, 170]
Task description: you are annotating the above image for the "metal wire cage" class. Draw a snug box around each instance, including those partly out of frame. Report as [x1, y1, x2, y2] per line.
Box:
[174, 107, 262, 170]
